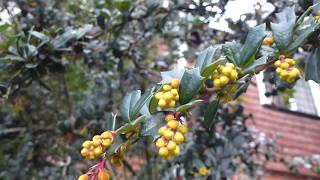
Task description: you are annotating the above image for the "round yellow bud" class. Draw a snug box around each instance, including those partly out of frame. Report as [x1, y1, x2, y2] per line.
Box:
[167, 120, 179, 130]
[217, 66, 224, 73]
[220, 76, 230, 86]
[173, 145, 180, 156]
[158, 126, 167, 136]
[111, 156, 121, 166]
[170, 89, 178, 96]
[263, 37, 274, 46]
[81, 148, 89, 157]
[93, 135, 101, 141]
[222, 66, 232, 76]
[280, 70, 288, 78]
[98, 169, 110, 180]
[158, 99, 166, 108]
[285, 58, 295, 66]
[174, 132, 184, 144]
[213, 79, 221, 88]
[102, 139, 111, 147]
[94, 147, 103, 156]
[274, 60, 281, 67]
[229, 70, 238, 82]
[159, 147, 169, 156]
[82, 140, 91, 148]
[291, 68, 300, 77]
[211, 72, 219, 79]
[92, 139, 101, 146]
[167, 141, 176, 151]
[155, 92, 164, 100]
[78, 174, 89, 180]
[156, 138, 165, 148]
[101, 131, 112, 139]
[276, 67, 282, 74]
[163, 84, 172, 91]
[280, 62, 289, 69]
[165, 114, 175, 121]
[168, 100, 176, 108]
[164, 130, 174, 140]
[225, 63, 235, 68]
[199, 167, 209, 177]
[178, 124, 188, 134]
[174, 95, 179, 100]
[171, 79, 180, 89]
[163, 92, 173, 100]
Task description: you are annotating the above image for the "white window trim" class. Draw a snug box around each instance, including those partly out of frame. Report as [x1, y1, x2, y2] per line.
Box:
[256, 71, 320, 117]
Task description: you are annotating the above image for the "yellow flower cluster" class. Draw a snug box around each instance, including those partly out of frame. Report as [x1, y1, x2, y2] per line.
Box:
[199, 167, 209, 177]
[263, 37, 274, 46]
[81, 131, 114, 160]
[220, 85, 238, 103]
[155, 114, 188, 160]
[155, 79, 180, 109]
[78, 168, 110, 180]
[274, 57, 300, 84]
[212, 63, 238, 89]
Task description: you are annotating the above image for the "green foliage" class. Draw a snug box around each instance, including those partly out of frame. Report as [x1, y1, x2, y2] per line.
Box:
[204, 100, 219, 129]
[305, 48, 320, 83]
[179, 68, 204, 104]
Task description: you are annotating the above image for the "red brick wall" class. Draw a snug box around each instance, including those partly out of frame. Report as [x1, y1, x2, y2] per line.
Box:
[243, 82, 320, 179]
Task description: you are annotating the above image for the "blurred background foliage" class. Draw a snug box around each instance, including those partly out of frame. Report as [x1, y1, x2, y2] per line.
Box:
[0, 0, 318, 179]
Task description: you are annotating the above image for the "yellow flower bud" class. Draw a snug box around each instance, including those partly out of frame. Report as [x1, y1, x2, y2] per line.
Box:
[158, 126, 167, 136]
[168, 100, 176, 108]
[165, 114, 175, 121]
[174, 95, 179, 100]
[163, 92, 173, 100]
[163, 84, 172, 91]
[274, 60, 281, 67]
[225, 63, 235, 68]
[158, 99, 166, 108]
[92, 139, 101, 146]
[178, 124, 188, 134]
[98, 169, 110, 180]
[199, 167, 209, 177]
[285, 58, 295, 66]
[171, 79, 180, 89]
[217, 66, 224, 73]
[213, 79, 221, 88]
[101, 131, 113, 139]
[263, 37, 274, 46]
[211, 72, 219, 79]
[280, 62, 289, 69]
[163, 130, 174, 140]
[280, 70, 288, 78]
[159, 147, 169, 157]
[156, 138, 165, 148]
[167, 120, 179, 130]
[173, 145, 180, 156]
[82, 140, 91, 148]
[167, 141, 177, 151]
[94, 146, 103, 156]
[229, 70, 238, 82]
[78, 174, 89, 180]
[170, 89, 178, 96]
[174, 132, 184, 144]
[81, 148, 89, 157]
[102, 139, 111, 147]
[276, 67, 282, 74]
[222, 66, 232, 76]
[155, 92, 164, 100]
[220, 76, 229, 86]
[290, 68, 300, 77]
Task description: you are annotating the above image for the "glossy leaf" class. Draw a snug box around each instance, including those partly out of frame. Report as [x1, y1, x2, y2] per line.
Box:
[222, 41, 241, 65]
[201, 59, 223, 78]
[195, 46, 217, 73]
[305, 48, 320, 83]
[176, 100, 203, 113]
[179, 68, 204, 104]
[240, 24, 266, 68]
[160, 67, 185, 84]
[140, 111, 168, 141]
[120, 90, 141, 122]
[131, 88, 154, 120]
[243, 56, 268, 74]
[204, 100, 219, 129]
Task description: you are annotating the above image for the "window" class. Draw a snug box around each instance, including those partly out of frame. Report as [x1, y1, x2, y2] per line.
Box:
[256, 72, 320, 117]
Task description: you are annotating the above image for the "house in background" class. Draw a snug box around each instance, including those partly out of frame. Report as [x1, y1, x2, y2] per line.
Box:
[242, 73, 320, 180]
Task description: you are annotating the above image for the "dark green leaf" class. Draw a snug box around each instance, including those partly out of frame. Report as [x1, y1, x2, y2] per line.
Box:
[287, 20, 320, 53]
[131, 88, 154, 119]
[30, 31, 50, 42]
[240, 24, 266, 68]
[179, 68, 205, 104]
[0, 55, 25, 62]
[201, 59, 223, 78]
[106, 135, 126, 155]
[305, 48, 320, 83]
[276, 6, 296, 24]
[112, 0, 132, 11]
[0, 23, 10, 32]
[204, 100, 219, 129]
[140, 112, 168, 141]
[243, 56, 268, 74]
[195, 46, 217, 73]
[120, 90, 141, 122]
[176, 100, 203, 113]
[222, 41, 241, 65]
